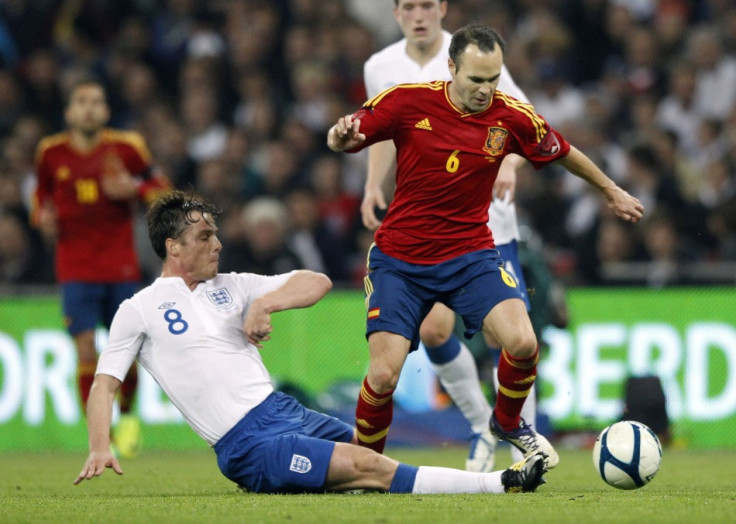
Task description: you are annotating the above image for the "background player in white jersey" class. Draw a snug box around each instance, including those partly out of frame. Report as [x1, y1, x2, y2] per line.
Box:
[361, 0, 534, 471]
[73, 189, 547, 494]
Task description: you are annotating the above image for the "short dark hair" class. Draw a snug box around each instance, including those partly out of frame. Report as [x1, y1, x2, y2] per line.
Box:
[146, 190, 222, 259]
[449, 24, 505, 71]
[64, 75, 107, 107]
[394, 0, 447, 5]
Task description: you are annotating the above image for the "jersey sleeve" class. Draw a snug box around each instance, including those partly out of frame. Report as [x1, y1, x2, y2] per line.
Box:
[504, 102, 571, 169]
[95, 298, 146, 381]
[231, 271, 295, 303]
[117, 131, 171, 204]
[346, 87, 401, 153]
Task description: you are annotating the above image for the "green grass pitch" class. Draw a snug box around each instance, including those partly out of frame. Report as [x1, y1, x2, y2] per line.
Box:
[2, 446, 734, 523]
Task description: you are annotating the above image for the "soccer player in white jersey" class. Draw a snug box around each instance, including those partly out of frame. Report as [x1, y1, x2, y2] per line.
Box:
[73, 190, 547, 494]
[360, 0, 539, 470]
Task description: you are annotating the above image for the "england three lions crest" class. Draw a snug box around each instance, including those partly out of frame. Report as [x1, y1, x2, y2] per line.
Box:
[207, 288, 233, 307]
[483, 126, 508, 157]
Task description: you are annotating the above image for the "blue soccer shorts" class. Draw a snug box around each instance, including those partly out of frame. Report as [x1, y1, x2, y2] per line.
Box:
[496, 240, 530, 311]
[364, 245, 525, 352]
[61, 282, 139, 336]
[213, 392, 355, 493]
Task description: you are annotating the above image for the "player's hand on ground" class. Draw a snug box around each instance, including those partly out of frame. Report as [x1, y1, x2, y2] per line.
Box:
[604, 186, 645, 223]
[244, 300, 273, 348]
[361, 185, 386, 230]
[73, 450, 123, 485]
[327, 115, 366, 152]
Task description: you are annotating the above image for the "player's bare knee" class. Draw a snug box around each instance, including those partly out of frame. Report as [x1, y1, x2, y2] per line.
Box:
[504, 333, 538, 359]
[368, 367, 400, 393]
[419, 323, 452, 347]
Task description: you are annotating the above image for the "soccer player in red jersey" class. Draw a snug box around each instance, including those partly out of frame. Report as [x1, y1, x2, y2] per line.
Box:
[327, 25, 644, 463]
[32, 77, 170, 457]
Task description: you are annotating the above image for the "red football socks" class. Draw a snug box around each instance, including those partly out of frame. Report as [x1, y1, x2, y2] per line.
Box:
[355, 377, 394, 453]
[493, 348, 538, 430]
[77, 362, 97, 412]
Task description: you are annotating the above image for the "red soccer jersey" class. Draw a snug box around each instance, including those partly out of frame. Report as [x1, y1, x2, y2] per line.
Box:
[351, 81, 571, 264]
[32, 128, 169, 283]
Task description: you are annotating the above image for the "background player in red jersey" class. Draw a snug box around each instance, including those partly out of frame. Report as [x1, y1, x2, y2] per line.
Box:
[32, 78, 170, 458]
[327, 24, 643, 466]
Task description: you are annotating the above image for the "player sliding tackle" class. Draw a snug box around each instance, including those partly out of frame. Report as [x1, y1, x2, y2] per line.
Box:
[73, 189, 548, 494]
[328, 24, 643, 468]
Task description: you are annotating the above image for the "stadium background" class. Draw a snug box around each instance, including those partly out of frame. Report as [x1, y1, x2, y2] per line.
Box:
[0, 0, 734, 451]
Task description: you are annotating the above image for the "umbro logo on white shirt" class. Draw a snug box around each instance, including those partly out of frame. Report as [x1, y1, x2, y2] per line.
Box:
[414, 118, 432, 131]
[158, 302, 176, 309]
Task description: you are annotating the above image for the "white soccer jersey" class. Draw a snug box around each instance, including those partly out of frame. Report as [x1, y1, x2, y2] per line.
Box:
[96, 271, 294, 445]
[363, 30, 527, 245]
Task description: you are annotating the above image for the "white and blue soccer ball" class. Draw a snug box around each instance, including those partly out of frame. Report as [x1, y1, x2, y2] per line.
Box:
[592, 420, 663, 490]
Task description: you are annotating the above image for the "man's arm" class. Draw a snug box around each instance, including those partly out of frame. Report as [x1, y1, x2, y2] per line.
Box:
[327, 115, 366, 153]
[244, 271, 333, 347]
[494, 153, 525, 201]
[73, 373, 124, 485]
[361, 141, 396, 230]
[557, 146, 645, 222]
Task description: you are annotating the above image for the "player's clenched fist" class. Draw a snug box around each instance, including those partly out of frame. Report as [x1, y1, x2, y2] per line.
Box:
[327, 115, 366, 152]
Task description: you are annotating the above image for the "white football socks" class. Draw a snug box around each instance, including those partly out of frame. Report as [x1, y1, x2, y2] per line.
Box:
[430, 342, 493, 435]
[412, 466, 505, 494]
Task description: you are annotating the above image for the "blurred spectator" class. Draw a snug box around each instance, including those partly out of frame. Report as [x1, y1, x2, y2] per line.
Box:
[251, 140, 303, 200]
[0, 209, 53, 285]
[655, 59, 700, 156]
[698, 155, 736, 211]
[145, 115, 197, 189]
[285, 188, 351, 281]
[19, 48, 65, 130]
[691, 118, 728, 172]
[708, 195, 736, 261]
[232, 69, 279, 142]
[308, 154, 360, 242]
[650, 128, 699, 204]
[623, 142, 684, 216]
[527, 62, 586, 128]
[0, 70, 25, 137]
[180, 86, 228, 162]
[287, 60, 334, 133]
[687, 25, 736, 122]
[195, 157, 243, 212]
[640, 209, 695, 287]
[621, 26, 666, 95]
[220, 196, 305, 275]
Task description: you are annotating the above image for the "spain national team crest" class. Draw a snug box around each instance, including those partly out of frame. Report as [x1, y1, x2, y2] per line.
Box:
[206, 288, 232, 307]
[483, 127, 508, 157]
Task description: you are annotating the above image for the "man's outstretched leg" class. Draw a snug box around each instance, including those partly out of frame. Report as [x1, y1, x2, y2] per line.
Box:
[326, 443, 547, 494]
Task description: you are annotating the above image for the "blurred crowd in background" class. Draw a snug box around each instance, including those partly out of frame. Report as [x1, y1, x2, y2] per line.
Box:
[0, 0, 735, 290]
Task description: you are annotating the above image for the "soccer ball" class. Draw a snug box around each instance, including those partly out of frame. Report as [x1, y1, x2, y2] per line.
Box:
[592, 420, 662, 490]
